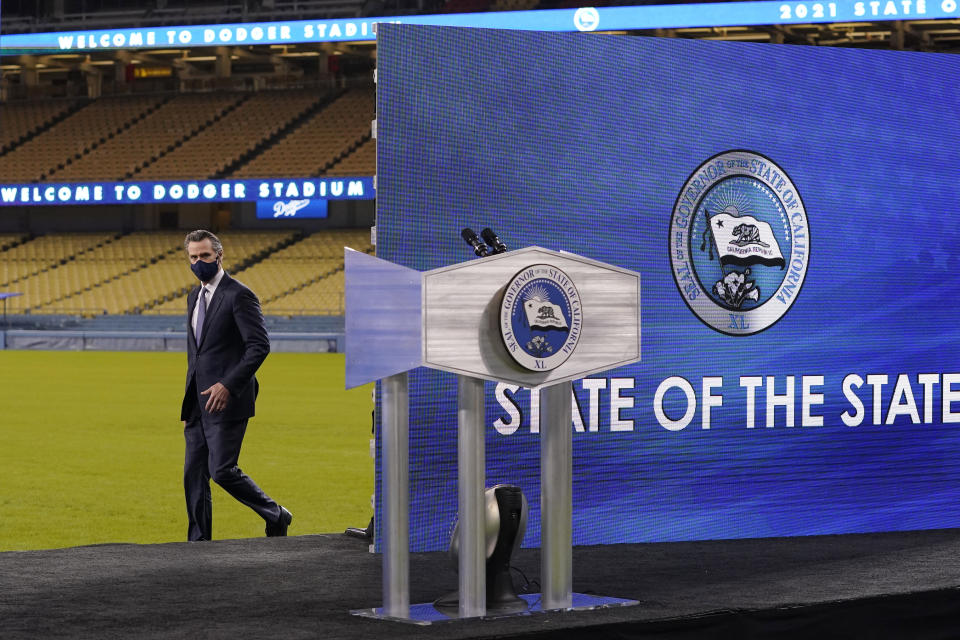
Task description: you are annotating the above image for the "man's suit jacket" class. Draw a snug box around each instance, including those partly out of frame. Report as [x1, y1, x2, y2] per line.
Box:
[180, 272, 270, 422]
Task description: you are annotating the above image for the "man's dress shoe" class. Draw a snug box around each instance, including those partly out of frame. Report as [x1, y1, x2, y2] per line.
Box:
[266, 506, 292, 537]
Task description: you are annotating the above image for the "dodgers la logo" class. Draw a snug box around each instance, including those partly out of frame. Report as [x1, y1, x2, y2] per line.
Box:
[273, 199, 310, 217]
[500, 264, 583, 371]
[670, 150, 810, 335]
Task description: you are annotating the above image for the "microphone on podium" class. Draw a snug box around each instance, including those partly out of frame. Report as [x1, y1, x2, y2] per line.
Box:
[481, 228, 507, 254]
[460, 228, 490, 257]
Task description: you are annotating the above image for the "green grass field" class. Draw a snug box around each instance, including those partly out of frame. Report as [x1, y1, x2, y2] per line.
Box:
[0, 351, 373, 551]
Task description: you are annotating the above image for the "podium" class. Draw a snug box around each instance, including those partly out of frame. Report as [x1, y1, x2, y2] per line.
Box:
[345, 246, 641, 622]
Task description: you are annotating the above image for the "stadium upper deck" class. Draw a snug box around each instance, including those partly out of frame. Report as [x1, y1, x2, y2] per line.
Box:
[0, 87, 375, 183]
[1, 1, 957, 190]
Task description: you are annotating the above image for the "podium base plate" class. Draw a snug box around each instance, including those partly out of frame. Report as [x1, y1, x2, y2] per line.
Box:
[350, 592, 639, 625]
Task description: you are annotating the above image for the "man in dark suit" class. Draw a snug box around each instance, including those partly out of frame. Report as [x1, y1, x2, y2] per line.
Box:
[180, 229, 292, 542]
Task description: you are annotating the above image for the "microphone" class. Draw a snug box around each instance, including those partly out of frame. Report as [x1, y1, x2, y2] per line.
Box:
[481, 228, 507, 254]
[460, 228, 489, 257]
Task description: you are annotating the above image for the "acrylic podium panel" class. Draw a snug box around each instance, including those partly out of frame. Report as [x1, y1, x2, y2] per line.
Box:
[343, 248, 422, 389]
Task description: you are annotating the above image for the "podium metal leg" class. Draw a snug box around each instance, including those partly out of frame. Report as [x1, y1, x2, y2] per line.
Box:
[457, 375, 486, 617]
[540, 380, 573, 610]
[382, 372, 409, 618]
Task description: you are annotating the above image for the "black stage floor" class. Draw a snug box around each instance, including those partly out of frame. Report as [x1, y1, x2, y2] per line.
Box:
[3, 529, 960, 639]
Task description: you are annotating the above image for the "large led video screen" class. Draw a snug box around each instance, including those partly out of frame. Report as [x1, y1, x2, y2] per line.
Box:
[374, 23, 960, 552]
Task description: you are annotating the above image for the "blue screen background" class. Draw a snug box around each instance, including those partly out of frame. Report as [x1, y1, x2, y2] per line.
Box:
[374, 23, 960, 552]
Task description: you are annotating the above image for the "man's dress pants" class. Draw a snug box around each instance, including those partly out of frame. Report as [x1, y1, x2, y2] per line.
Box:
[183, 396, 280, 541]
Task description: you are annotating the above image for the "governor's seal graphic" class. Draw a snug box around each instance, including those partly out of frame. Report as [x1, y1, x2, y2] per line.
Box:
[500, 264, 582, 371]
[670, 150, 810, 336]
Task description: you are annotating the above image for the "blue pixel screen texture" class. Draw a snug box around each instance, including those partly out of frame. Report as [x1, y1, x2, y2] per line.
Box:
[374, 23, 960, 552]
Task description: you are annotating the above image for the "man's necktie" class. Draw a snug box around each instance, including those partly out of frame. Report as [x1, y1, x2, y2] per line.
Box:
[195, 288, 207, 344]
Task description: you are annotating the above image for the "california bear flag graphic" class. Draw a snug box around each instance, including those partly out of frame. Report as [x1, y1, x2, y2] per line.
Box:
[708, 212, 785, 269]
[523, 298, 568, 330]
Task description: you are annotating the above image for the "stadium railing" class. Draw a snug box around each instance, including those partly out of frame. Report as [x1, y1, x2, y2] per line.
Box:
[0, 329, 342, 353]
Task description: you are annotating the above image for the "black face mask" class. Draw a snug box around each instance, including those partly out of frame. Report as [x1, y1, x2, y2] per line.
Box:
[191, 258, 219, 282]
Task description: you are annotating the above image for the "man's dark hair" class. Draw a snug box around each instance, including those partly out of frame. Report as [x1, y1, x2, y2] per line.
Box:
[184, 229, 223, 254]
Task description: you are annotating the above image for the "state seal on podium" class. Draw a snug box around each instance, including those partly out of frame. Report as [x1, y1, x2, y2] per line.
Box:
[499, 264, 583, 371]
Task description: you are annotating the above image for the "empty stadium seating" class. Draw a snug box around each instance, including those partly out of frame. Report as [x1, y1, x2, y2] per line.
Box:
[0, 86, 375, 182]
[0, 232, 121, 313]
[324, 137, 375, 177]
[50, 230, 297, 315]
[52, 92, 246, 182]
[262, 270, 346, 315]
[232, 89, 374, 178]
[0, 230, 359, 316]
[136, 89, 326, 180]
[0, 98, 79, 152]
[0, 95, 167, 182]
[0, 233, 27, 252]
[0, 85, 376, 320]
[146, 229, 371, 316]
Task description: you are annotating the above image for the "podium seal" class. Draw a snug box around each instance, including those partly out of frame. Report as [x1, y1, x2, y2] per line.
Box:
[500, 264, 583, 371]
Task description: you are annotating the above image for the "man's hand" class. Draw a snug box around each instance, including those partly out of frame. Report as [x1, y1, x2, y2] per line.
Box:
[200, 382, 230, 413]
